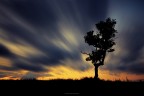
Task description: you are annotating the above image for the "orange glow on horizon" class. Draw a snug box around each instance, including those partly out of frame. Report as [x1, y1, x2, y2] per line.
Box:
[0, 54, 144, 81]
[37, 66, 144, 81]
[0, 66, 144, 81]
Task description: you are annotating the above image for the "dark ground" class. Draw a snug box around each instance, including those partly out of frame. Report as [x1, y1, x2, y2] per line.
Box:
[0, 78, 144, 96]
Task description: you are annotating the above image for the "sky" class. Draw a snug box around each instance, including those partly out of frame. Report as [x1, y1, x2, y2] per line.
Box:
[0, 0, 144, 80]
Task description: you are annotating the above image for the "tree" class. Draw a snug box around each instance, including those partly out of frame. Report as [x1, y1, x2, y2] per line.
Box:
[82, 18, 117, 79]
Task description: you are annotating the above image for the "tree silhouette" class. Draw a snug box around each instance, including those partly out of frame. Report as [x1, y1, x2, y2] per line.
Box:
[82, 18, 117, 79]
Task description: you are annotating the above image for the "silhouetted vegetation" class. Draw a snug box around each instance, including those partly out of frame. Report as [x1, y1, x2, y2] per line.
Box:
[0, 78, 144, 95]
[82, 18, 117, 79]
[20, 78, 37, 80]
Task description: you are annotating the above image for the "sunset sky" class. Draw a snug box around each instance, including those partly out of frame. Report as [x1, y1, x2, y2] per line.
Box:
[0, 0, 144, 80]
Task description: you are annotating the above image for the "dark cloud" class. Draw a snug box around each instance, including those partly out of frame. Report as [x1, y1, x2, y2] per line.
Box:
[116, 25, 144, 74]
[0, 45, 47, 72]
[14, 62, 47, 72]
[104, 0, 144, 75]
[0, 0, 57, 27]
[0, 65, 19, 71]
[117, 62, 144, 75]
[1, 0, 143, 79]
[0, 0, 108, 73]
[0, 0, 144, 79]
[0, 71, 21, 79]
[121, 25, 144, 63]
[0, 44, 13, 57]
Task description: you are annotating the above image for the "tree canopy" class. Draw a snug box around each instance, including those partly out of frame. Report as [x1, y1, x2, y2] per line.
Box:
[84, 18, 117, 66]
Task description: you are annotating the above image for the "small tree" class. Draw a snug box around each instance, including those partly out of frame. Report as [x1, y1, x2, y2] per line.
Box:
[82, 18, 117, 79]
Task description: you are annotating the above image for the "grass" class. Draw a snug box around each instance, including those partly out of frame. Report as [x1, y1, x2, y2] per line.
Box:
[0, 78, 144, 95]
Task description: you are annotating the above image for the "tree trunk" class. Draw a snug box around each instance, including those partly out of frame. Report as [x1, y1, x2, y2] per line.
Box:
[94, 64, 100, 79]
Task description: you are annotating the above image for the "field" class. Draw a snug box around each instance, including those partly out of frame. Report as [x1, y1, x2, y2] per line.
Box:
[0, 78, 144, 95]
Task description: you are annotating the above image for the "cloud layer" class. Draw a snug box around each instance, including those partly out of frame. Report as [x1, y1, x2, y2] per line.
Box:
[104, 0, 144, 75]
[0, 0, 144, 79]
